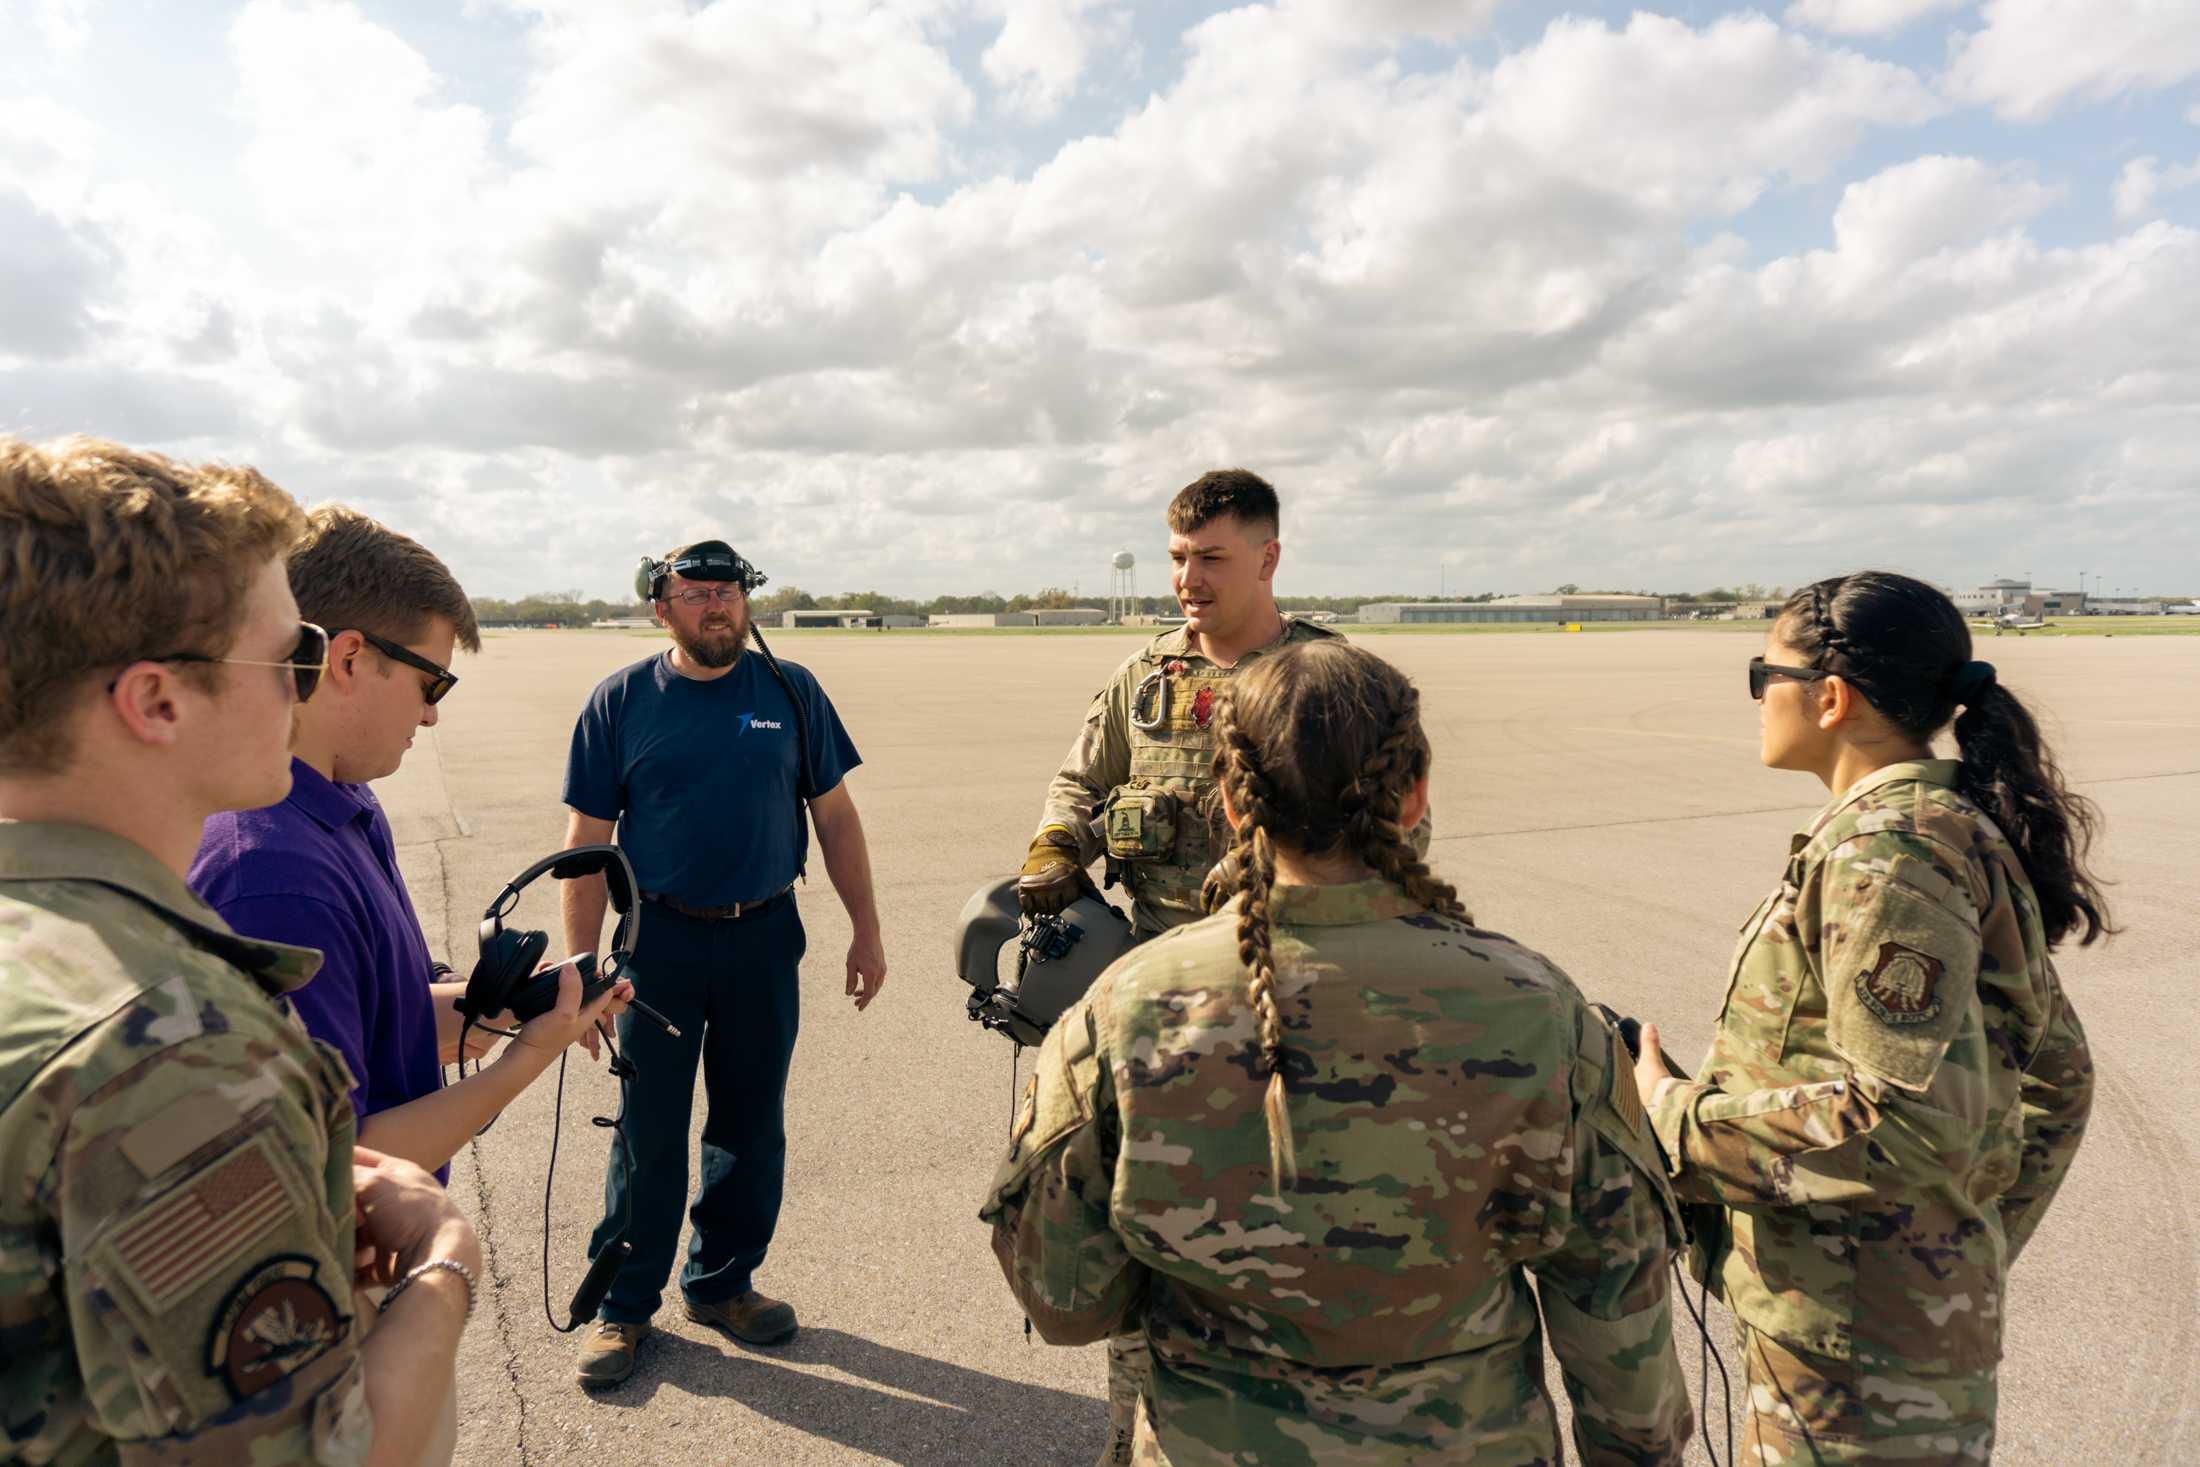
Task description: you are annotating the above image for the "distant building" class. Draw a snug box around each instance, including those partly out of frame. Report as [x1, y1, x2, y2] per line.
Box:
[1357, 595, 1665, 625]
[784, 609, 882, 629]
[930, 612, 1037, 628]
[1030, 607, 1109, 626]
[2026, 590, 2086, 617]
[592, 616, 656, 629]
[2088, 598, 2164, 616]
[1121, 613, 1189, 627]
[1954, 579, 2032, 616]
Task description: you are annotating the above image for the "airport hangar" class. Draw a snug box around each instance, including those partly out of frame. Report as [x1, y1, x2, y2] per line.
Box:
[1357, 594, 1667, 625]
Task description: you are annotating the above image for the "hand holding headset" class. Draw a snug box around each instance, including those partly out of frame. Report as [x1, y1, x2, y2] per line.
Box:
[454, 843, 676, 1039]
[451, 844, 675, 1331]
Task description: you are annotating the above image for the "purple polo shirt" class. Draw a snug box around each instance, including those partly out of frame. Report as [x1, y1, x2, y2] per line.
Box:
[191, 757, 447, 1178]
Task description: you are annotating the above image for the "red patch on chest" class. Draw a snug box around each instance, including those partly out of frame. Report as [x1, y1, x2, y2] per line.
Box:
[1192, 687, 1215, 728]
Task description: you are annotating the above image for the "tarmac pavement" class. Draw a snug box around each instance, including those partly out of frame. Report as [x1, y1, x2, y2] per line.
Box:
[378, 626, 2200, 1466]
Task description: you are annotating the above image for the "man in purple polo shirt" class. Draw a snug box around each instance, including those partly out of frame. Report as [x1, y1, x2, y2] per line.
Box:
[192, 507, 628, 1182]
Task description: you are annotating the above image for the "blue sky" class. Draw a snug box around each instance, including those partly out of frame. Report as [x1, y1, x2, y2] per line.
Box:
[2, 0, 2196, 600]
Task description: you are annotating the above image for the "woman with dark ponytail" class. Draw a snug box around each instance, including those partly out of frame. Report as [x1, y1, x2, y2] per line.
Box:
[1633, 571, 2101, 1465]
[985, 641, 1694, 1466]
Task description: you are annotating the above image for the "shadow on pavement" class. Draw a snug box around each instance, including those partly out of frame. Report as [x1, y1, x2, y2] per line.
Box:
[585, 1325, 1102, 1465]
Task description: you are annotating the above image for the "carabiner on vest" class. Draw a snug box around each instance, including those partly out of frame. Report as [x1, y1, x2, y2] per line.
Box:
[1130, 669, 1169, 730]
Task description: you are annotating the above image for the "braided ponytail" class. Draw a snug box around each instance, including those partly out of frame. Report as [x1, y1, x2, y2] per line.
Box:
[1345, 683, 1471, 922]
[1208, 641, 1464, 1206]
[1215, 726, 1297, 1205]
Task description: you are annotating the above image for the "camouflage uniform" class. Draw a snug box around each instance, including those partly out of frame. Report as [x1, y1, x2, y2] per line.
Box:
[1646, 760, 2094, 1464]
[982, 877, 1694, 1466]
[0, 821, 373, 1466]
[1038, 617, 1346, 938]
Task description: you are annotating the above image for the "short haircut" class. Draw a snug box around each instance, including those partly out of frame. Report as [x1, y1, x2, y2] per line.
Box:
[0, 435, 306, 775]
[1166, 469, 1280, 540]
[289, 505, 481, 653]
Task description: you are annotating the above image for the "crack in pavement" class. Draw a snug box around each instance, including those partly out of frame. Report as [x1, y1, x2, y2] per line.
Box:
[396, 725, 541, 1467]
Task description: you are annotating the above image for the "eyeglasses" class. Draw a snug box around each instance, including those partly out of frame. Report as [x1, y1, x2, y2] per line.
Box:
[113, 622, 331, 702]
[1748, 656, 1832, 701]
[669, 585, 745, 608]
[352, 629, 459, 706]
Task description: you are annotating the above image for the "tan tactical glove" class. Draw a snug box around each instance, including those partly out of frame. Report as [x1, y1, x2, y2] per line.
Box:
[1018, 827, 1087, 915]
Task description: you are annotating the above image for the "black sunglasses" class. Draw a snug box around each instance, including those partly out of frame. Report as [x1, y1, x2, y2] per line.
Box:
[1748, 655, 1832, 701]
[352, 629, 460, 706]
[115, 622, 331, 702]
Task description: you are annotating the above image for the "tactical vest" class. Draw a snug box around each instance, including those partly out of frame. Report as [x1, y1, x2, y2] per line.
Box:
[1103, 621, 1338, 932]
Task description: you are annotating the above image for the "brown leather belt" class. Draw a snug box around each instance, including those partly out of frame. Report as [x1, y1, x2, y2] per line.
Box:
[642, 886, 794, 922]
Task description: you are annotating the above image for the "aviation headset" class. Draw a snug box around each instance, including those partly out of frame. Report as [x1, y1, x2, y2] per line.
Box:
[450, 845, 652, 1333]
[635, 541, 817, 809]
[458, 844, 638, 1029]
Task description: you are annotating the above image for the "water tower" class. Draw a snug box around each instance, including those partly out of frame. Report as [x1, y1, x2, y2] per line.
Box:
[1109, 550, 1136, 624]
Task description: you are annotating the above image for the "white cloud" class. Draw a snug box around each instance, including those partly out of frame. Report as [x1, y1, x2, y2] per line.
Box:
[1783, 0, 1967, 38]
[2115, 155, 2200, 221]
[229, 0, 493, 272]
[1831, 154, 2059, 268]
[5, 3, 2196, 600]
[9, 0, 96, 52]
[979, 0, 1130, 120]
[1946, 0, 2200, 122]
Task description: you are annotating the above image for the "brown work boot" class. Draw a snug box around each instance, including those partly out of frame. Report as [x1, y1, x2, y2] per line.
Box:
[685, 1289, 798, 1345]
[575, 1320, 649, 1385]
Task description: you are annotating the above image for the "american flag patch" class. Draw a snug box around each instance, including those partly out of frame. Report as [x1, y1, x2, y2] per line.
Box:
[110, 1138, 297, 1308]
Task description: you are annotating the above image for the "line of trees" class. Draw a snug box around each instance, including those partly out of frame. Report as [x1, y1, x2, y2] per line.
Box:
[471, 583, 1788, 626]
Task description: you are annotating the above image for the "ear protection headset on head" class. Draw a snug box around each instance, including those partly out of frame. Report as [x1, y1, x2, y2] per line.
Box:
[630, 541, 818, 817]
[635, 543, 767, 602]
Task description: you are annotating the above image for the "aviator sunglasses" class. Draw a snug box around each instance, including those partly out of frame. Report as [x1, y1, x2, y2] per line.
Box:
[351, 628, 461, 706]
[113, 621, 331, 702]
[1747, 655, 1832, 701]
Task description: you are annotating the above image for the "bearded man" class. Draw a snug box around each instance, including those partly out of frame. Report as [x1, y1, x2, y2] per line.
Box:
[559, 540, 884, 1387]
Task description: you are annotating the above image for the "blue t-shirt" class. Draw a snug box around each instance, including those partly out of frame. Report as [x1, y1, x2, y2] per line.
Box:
[562, 651, 860, 907]
[190, 758, 448, 1179]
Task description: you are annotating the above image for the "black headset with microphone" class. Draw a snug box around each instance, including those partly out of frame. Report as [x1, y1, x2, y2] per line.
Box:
[449, 844, 676, 1332]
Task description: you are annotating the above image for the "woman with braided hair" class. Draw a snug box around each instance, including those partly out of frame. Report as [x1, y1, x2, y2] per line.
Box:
[984, 640, 1693, 1466]
[1631, 571, 2101, 1465]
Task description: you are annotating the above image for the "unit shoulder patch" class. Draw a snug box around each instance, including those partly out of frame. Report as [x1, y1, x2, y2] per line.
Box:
[1858, 941, 1944, 1026]
[206, 1254, 346, 1401]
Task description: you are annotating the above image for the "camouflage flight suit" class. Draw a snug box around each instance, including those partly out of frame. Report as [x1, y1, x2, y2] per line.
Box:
[0, 821, 373, 1466]
[1037, 617, 1347, 938]
[1646, 761, 2094, 1465]
[983, 877, 1694, 1466]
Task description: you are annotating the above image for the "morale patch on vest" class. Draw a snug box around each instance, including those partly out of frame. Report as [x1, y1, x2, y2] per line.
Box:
[112, 1134, 298, 1309]
[1859, 942, 1944, 1025]
[206, 1254, 344, 1400]
[1192, 686, 1215, 728]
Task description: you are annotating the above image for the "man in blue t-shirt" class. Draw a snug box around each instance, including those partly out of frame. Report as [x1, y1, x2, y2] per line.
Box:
[560, 539, 885, 1386]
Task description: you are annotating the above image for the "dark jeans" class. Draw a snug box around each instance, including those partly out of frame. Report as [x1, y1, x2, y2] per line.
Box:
[591, 895, 805, 1323]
